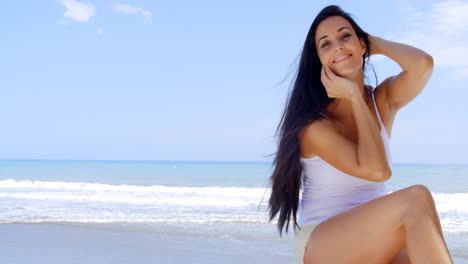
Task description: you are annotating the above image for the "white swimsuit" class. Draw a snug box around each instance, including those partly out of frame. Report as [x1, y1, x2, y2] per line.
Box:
[297, 91, 392, 227]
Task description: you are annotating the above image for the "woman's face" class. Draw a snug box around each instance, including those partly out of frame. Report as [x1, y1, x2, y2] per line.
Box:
[314, 16, 366, 77]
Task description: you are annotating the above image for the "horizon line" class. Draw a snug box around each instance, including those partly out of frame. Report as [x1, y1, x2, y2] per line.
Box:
[0, 158, 467, 166]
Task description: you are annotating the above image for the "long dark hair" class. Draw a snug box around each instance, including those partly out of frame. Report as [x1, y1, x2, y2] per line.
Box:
[268, 5, 374, 236]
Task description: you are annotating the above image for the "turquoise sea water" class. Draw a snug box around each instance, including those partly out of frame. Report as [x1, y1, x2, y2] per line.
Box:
[0, 160, 467, 261]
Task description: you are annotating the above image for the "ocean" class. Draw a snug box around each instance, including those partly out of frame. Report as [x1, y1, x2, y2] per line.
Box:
[0, 160, 467, 263]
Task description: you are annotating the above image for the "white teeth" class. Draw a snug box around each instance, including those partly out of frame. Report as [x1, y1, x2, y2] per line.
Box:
[335, 55, 350, 63]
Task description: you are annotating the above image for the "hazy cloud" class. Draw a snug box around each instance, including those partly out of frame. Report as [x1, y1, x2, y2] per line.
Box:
[394, 0, 468, 77]
[109, 3, 152, 21]
[59, 0, 96, 23]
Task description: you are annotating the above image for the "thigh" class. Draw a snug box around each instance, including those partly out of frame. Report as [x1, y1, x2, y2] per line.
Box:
[304, 186, 415, 264]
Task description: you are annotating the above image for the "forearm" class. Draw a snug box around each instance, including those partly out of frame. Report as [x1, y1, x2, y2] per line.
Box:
[370, 36, 433, 73]
[350, 93, 391, 179]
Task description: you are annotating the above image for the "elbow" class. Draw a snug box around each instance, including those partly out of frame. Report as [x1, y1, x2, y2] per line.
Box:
[413, 55, 434, 80]
[362, 166, 392, 182]
[374, 167, 392, 182]
[380, 167, 392, 182]
[421, 54, 434, 73]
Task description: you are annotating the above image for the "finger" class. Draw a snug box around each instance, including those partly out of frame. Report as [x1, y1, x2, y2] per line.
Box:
[321, 74, 331, 97]
[324, 65, 335, 80]
[322, 65, 328, 79]
[321, 65, 330, 82]
[320, 66, 326, 82]
[321, 67, 330, 87]
[322, 66, 337, 97]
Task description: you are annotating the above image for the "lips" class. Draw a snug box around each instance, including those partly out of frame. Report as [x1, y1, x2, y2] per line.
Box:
[333, 54, 352, 63]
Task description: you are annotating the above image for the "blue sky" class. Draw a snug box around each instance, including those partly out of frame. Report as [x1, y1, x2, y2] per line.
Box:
[1, 0, 467, 164]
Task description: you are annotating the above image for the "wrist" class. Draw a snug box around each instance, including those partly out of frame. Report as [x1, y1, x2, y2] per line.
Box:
[347, 85, 361, 102]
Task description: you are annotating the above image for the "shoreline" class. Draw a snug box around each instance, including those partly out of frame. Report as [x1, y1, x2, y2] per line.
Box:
[1, 223, 467, 263]
[0, 222, 295, 264]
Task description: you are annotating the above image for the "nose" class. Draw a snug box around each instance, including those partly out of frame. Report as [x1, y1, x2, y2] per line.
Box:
[334, 45, 344, 53]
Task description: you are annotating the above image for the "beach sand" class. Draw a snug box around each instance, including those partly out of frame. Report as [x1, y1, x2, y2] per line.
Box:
[1, 223, 467, 263]
[0, 223, 295, 264]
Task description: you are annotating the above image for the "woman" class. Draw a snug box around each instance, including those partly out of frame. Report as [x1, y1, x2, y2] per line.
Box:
[268, 5, 453, 264]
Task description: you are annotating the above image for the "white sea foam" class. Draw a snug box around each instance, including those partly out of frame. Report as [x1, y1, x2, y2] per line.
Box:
[433, 192, 468, 213]
[0, 179, 268, 197]
[0, 179, 270, 207]
[0, 179, 271, 224]
[1, 179, 466, 233]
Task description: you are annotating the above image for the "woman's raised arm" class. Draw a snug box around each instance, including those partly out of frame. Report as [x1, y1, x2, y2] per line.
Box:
[369, 36, 434, 112]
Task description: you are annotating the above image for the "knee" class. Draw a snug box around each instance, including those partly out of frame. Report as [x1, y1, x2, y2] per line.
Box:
[408, 184, 434, 203]
[404, 184, 436, 216]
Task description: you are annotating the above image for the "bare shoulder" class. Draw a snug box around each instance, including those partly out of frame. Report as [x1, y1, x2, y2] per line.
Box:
[299, 117, 341, 159]
[300, 118, 341, 141]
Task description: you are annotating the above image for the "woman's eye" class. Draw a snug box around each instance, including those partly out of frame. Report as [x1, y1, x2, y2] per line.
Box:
[320, 34, 350, 48]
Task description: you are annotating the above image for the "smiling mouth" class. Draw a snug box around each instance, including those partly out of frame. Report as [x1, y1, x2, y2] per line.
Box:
[333, 54, 352, 63]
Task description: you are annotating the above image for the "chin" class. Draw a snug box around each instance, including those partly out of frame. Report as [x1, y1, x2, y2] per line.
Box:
[332, 68, 353, 78]
[333, 64, 362, 78]
[331, 58, 363, 77]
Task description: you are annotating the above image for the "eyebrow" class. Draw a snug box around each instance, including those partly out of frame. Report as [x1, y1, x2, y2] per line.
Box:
[318, 26, 352, 43]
